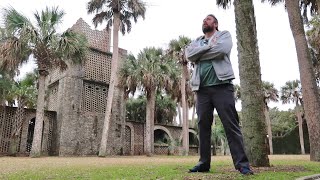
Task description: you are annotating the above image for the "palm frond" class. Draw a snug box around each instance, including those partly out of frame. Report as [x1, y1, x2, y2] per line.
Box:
[2, 7, 33, 35]
[87, 0, 146, 34]
[56, 29, 88, 67]
[216, 0, 232, 9]
[87, 0, 108, 14]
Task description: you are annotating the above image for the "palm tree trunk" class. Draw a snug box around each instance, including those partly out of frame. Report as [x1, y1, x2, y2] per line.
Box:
[99, 12, 121, 157]
[30, 74, 46, 157]
[234, 0, 270, 166]
[181, 65, 189, 156]
[264, 104, 273, 155]
[295, 102, 305, 154]
[191, 103, 196, 128]
[212, 115, 216, 156]
[177, 103, 182, 126]
[145, 88, 156, 156]
[10, 98, 25, 155]
[285, 0, 320, 161]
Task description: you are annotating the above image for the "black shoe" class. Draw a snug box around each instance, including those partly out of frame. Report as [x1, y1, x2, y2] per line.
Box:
[238, 167, 254, 175]
[188, 165, 210, 173]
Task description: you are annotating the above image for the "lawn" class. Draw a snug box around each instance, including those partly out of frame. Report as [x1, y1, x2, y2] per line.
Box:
[0, 155, 319, 180]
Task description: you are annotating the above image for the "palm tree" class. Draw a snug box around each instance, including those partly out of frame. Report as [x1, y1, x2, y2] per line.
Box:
[119, 47, 179, 156]
[216, 0, 270, 166]
[0, 7, 88, 157]
[87, 0, 146, 157]
[280, 80, 305, 154]
[264, 0, 320, 162]
[262, 81, 279, 155]
[9, 72, 37, 155]
[168, 36, 192, 155]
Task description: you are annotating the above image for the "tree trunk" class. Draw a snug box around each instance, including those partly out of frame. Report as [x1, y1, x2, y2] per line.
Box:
[212, 116, 216, 156]
[181, 65, 189, 156]
[285, 0, 320, 161]
[30, 74, 46, 157]
[177, 103, 182, 126]
[264, 104, 273, 155]
[295, 100, 305, 154]
[234, 0, 270, 166]
[99, 12, 121, 157]
[145, 88, 156, 156]
[10, 98, 25, 155]
[317, 0, 320, 14]
[191, 103, 196, 128]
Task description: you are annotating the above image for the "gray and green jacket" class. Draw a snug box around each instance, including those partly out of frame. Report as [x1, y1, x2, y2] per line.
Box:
[185, 30, 235, 91]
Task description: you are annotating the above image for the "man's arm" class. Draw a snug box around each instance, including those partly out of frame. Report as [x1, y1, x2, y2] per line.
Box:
[200, 31, 232, 61]
[185, 38, 211, 63]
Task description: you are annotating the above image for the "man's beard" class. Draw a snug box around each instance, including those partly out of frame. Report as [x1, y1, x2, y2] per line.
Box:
[202, 26, 214, 34]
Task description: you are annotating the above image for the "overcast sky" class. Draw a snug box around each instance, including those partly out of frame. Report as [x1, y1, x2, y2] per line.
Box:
[1, 0, 299, 110]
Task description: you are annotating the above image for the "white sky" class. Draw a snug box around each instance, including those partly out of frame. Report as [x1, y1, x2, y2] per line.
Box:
[0, 0, 298, 110]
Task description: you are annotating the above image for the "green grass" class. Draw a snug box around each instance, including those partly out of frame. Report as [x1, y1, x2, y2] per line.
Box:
[0, 155, 319, 180]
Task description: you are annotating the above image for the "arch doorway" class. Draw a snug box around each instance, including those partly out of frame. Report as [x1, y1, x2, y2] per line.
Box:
[26, 118, 35, 152]
[26, 118, 44, 153]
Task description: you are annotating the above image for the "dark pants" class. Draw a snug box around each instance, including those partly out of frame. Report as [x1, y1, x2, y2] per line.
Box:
[196, 84, 249, 170]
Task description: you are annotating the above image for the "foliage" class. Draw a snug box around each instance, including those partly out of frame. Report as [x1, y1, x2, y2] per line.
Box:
[307, 15, 320, 85]
[126, 95, 146, 123]
[119, 47, 179, 97]
[125, 93, 177, 125]
[0, 7, 88, 74]
[269, 107, 297, 136]
[273, 122, 310, 154]
[167, 36, 194, 106]
[233, 84, 241, 102]
[0, 71, 14, 105]
[280, 80, 303, 105]
[262, 81, 279, 106]
[13, 72, 38, 108]
[211, 115, 229, 154]
[155, 93, 177, 124]
[261, 0, 318, 22]
[87, 0, 146, 35]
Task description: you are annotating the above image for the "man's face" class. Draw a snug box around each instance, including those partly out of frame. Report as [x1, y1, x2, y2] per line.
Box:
[202, 15, 217, 34]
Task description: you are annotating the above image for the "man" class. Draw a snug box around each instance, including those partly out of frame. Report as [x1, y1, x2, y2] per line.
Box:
[185, 14, 253, 175]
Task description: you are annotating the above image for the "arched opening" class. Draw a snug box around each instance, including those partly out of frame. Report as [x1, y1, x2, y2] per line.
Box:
[26, 118, 35, 152]
[189, 131, 199, 155]
[189, 132, 199, 146]
[26, 118, 44, 153]
[154, 129, 171, 155]
[154, 129, 170, 144]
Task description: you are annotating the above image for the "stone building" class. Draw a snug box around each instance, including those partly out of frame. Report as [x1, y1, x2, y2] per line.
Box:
[0, 19, 199, 156]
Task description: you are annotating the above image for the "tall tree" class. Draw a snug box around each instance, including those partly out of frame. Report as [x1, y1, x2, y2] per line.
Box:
[280, 80, 305, 154]
[119, 48, 178, 156]
[216, 0, 270, 166]
[264, 0, 320, 163]
[168, 36, 192, 155]
[286, 0, 320, 161]
[0, 7, 88, 157]
[87, 0, 146, 157]
[262, 81, 279, 155]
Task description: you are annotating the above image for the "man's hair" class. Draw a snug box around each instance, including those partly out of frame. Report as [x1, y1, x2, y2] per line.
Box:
[207, 14, 219, 31]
